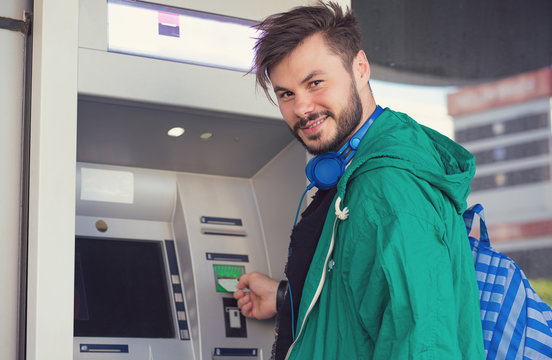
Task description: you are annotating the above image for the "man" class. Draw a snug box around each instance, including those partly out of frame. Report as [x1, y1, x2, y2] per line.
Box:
[234, 2, 485, 359]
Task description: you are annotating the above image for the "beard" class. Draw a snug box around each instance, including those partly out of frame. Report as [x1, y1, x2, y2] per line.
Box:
[290, 81, 363, 155]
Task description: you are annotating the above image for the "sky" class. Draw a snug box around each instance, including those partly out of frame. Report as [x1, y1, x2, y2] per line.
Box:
[372, 80, 456, 139]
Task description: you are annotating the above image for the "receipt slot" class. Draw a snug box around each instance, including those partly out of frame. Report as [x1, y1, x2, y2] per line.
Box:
[222, 298, 246, 338]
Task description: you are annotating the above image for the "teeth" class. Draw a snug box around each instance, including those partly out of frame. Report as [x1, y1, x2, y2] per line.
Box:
[307, 117, 325, 129]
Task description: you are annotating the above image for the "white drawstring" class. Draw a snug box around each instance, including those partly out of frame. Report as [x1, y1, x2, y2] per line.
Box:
[334, 196, 349, 220]
[286, 196, 348, 359]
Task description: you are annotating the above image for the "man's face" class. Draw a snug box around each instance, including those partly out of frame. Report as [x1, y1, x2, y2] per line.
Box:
[269, 33, 364, 155]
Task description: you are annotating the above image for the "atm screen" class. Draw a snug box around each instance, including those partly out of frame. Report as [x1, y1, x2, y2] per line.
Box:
[74, 237, 175, 338]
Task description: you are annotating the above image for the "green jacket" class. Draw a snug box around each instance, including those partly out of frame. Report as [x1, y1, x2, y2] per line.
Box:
[286, 108, 485, 359]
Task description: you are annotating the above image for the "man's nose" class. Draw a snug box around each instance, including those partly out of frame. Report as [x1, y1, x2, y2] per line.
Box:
[293, 93, 315, 118]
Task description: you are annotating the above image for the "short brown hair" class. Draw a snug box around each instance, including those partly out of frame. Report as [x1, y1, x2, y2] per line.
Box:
[253, 2, 361, 103]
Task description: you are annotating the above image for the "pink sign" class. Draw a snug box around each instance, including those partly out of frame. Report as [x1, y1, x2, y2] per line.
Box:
[448, 67, 552, 116]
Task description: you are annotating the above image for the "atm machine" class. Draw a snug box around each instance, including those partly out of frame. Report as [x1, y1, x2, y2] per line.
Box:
[73, 162, 302, 359]
[73, 0, 308, 359]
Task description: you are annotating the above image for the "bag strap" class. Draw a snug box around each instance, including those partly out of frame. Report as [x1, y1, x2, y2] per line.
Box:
[463, 203, 490, 246]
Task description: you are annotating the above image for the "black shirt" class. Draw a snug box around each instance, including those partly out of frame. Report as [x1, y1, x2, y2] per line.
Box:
[273, 187, 337, 360]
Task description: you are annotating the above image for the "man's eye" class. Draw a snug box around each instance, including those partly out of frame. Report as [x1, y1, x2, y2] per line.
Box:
[280, 91, 293, 99]
[311, 80, 322, 87]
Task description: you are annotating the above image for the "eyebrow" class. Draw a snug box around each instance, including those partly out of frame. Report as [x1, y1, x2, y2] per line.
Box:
[272, 71, 325, 93]
[300, 71, 322, 85]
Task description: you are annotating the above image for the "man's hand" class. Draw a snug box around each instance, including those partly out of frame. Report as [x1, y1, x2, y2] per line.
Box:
[233, 272, 279, 320]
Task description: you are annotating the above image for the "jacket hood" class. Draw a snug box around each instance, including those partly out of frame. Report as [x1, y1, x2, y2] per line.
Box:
[337, 108, 475, 215]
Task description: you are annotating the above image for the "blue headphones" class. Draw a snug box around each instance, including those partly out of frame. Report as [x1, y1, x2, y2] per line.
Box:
[305, 105, 383, 190]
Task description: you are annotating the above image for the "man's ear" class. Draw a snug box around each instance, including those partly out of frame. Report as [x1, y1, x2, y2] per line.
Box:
[353, 50, 370, 84]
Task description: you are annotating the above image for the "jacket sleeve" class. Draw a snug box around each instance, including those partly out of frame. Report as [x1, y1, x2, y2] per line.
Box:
[340, 176, 463, 359]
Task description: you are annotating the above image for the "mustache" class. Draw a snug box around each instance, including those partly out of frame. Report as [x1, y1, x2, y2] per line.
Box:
[293, 110, 334, 132]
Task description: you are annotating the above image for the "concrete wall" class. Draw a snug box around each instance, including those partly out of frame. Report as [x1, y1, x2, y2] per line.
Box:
[26, 0, 78, 359]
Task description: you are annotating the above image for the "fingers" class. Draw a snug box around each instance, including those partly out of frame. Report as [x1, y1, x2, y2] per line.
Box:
[233, 281, 248, 315]
[235, 292, 254, 318]
[239, 296, 254, 317]
[238, 293, 250, 309]
[233, 289, 242, 300]
[234, 289, 247, 304]
[236, 272, 253, 290]
[233, 272, 278, 320]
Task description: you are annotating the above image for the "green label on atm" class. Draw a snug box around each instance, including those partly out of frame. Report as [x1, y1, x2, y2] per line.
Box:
[213, 264, 245, 293]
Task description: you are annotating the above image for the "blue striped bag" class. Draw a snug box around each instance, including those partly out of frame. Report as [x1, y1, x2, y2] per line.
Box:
[464, 204, 552, 359]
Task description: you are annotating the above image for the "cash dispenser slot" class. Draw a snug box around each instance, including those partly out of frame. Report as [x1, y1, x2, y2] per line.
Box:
[213, 347, 259, 359]
[200, 215, 247, 236]
[201, 216, 243, 226]
[79, 344, 129, 353]
[206, 253, 249, 262]
[201, 227, 247, 237]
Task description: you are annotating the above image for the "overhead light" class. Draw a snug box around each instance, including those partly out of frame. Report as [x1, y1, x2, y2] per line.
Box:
[200, 132, 213, 141]
[168, 127, 185, 137]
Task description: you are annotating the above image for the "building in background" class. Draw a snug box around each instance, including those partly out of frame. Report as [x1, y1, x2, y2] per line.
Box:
[448, 66, 552, 279]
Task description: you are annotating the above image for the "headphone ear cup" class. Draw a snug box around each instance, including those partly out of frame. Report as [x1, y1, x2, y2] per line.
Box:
[305, 153, 345, 190]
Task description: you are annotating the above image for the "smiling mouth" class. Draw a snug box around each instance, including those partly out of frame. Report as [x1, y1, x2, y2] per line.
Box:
[303, 116, 327, 129]
[298, 115, 328, 135]
[293, 111, 332, 135]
